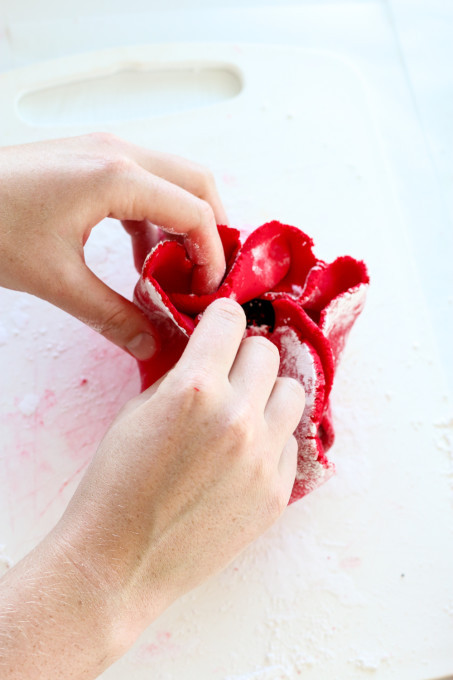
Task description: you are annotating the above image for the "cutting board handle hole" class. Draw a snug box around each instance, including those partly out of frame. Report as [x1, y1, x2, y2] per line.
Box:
[17, 64, 242, 126]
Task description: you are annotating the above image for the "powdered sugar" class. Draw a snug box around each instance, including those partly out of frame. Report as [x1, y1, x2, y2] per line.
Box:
[291, 283, 305, 298]
[278, 330, 317, 426]
[321, 286, 368, 365]
[273, 326, 334, 493]
[250, 238, 289, 285]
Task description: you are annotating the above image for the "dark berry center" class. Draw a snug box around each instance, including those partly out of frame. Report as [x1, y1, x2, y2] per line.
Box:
[241, 299, 275, 332]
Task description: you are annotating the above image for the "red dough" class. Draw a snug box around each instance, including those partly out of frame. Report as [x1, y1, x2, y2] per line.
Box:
[134, 221, 369, 503]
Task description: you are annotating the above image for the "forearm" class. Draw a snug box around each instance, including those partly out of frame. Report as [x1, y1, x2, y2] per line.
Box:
[0, 532, 122, 680]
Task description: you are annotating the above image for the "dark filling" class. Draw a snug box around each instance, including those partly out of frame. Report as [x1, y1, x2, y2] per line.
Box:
[304, 308, 321, 325]
[242, 299, 275, 332]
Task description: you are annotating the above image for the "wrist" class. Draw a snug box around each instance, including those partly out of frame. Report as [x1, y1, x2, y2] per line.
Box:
[51, 508, 177, 654]
[0, 531, 123, 679]
[47, 526, 137, 658]
[43, 531, 128, 663]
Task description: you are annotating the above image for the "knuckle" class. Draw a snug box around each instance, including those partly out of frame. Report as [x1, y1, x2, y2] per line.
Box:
[97, 305, 131, 337]
[197, 167, 216, 194]
[100, 155, 134, 180]
[87, 131, 119, 147]
[226, 407, 254, 446]
[170, 370, 216, 408]
[189, 162, 216, 193]
[197, 198, 216, 229]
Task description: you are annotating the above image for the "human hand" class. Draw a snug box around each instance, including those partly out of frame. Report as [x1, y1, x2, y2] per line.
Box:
[0, 133, 227, 359]
[49, 298, 304, 666]
[0, 299, 305, 679]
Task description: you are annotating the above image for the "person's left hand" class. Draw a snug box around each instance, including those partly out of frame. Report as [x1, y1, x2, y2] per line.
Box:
[0, 133, 228, 359]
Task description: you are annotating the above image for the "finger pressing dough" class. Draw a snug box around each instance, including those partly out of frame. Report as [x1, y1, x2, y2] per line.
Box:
[134, 221, 369, 503]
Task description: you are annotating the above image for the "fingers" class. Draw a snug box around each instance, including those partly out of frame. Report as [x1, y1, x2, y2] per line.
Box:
[229, 336, 280, 410]
[265, 377, 305, 446]
[109, 166, 226, 294]
[109, 139, 229, 226]
[89, 133, 229, 291]
[53, 258, 157, 360]
[176, 298, 246, 379]
[140, 152, 229, 227]
[278, 435, 298, 498]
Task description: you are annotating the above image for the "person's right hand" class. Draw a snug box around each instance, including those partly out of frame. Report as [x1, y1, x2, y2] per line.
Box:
[56, 298, 304, 657]
[0, 298, 305, 679]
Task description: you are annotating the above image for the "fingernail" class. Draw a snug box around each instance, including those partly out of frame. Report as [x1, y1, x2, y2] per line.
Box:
[126, 332, 156, 360]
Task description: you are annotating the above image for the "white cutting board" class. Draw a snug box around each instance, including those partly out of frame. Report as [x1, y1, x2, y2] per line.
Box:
[0, 44, 452, 679]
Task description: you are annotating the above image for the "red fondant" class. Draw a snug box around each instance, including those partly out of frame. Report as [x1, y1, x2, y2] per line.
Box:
[134, 221, 369, 502]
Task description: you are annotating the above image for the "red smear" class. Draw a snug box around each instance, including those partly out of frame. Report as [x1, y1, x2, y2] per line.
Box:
[340, 556, 362, 570]
[137, 631, 174, 660]
[222, 173, 237, 186]
[134, 221, 369, 503]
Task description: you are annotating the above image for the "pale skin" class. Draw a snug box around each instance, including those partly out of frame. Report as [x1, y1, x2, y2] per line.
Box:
[0, 134, 305, 679]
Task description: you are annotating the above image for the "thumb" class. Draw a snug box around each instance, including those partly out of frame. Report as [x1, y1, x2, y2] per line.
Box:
[54, 259, 157, 360]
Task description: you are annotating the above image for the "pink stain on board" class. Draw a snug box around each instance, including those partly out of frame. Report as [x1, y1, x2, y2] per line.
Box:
[340, 556, 362, 570]
[2, 340, 139, 524]
[222, 173, 237, 186]
[137, 631, 176, 660]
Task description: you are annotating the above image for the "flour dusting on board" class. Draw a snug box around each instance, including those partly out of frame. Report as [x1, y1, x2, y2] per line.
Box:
[17, 393, 40, 417]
